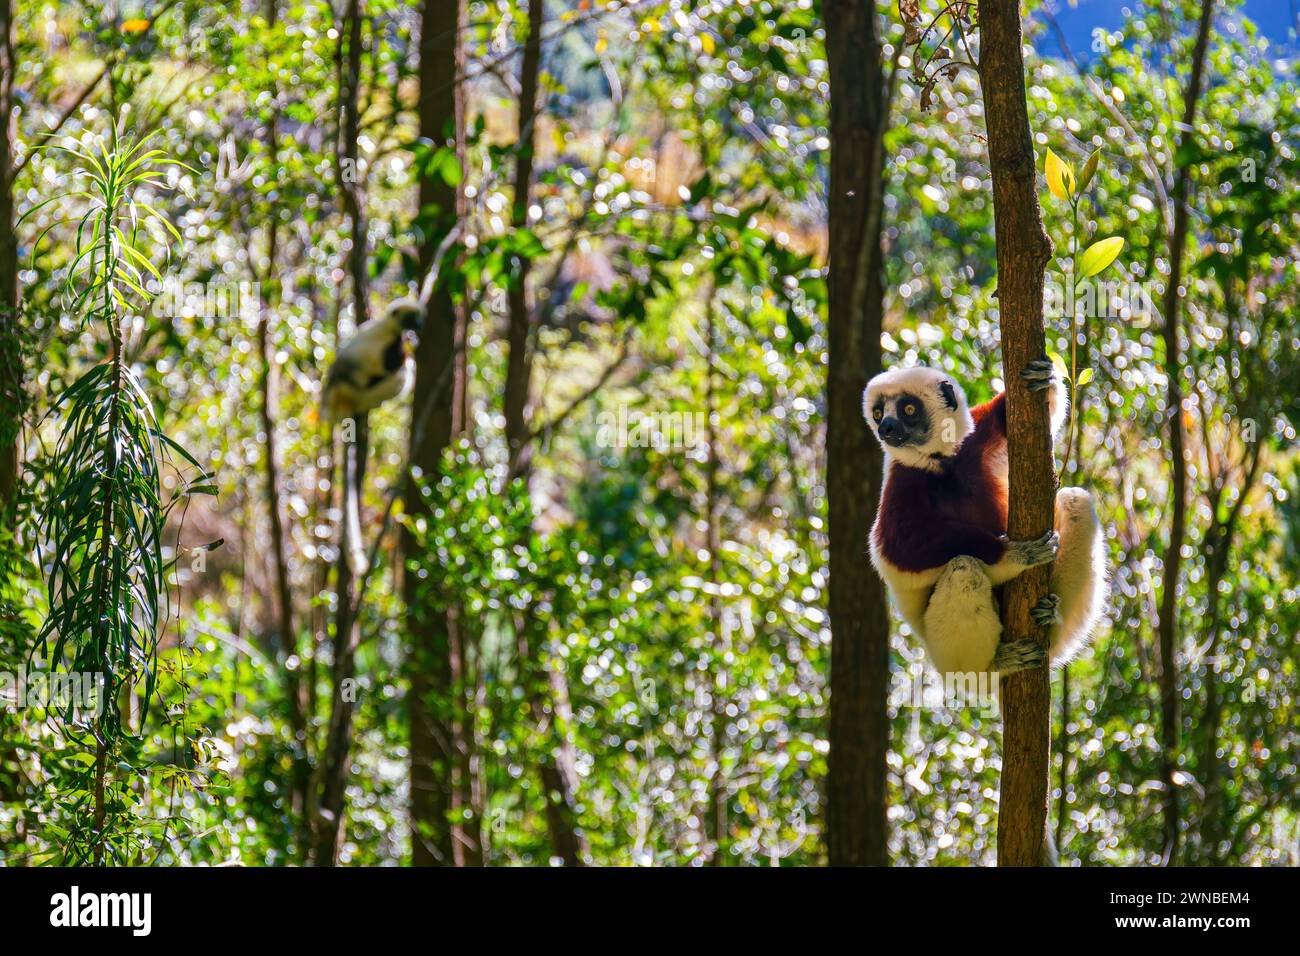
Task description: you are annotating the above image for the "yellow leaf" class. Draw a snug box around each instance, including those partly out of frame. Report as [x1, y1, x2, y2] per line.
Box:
[1047, 350, 1069, 380]
[121, 18, 151, 33]
[1077, 236, 1125, 278]
[700, 33, 716, 55]
[1045, 148, 1075, 201]
[595, 32, 608, 55]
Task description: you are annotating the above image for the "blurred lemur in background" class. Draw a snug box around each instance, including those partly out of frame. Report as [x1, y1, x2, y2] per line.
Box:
[322, 298, 425, 575]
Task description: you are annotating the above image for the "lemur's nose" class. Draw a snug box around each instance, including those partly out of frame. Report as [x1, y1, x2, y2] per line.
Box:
[878, 416, 902, 441]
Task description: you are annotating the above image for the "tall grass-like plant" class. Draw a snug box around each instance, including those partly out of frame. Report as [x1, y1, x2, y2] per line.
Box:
[22, 122, 212, 863]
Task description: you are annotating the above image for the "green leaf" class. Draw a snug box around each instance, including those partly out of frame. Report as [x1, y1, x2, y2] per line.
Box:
[1077, 236, 1125, 277]
[438, 150, 463, 187]
[1078, 148, 1101, 191]
[1075, 367, 1094, 386]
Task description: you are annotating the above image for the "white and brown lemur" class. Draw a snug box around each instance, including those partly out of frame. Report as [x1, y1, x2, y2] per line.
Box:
[322, 298, 425, 575]
[322, 297, 426, 421]
[863, 361, 1106, 679]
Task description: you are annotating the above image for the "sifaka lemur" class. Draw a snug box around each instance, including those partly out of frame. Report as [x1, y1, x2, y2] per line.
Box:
[862, 361, 1107, 679]
[321, 298, 425, 575]
[322, 298, 426, 422]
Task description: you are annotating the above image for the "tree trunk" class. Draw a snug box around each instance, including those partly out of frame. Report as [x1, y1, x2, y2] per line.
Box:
[977, 0, 1056, 868]
[338, 0, 370, 326]
[823, 0, 891, 867]
[311, 414, 368, 865]
[1198, 442, 1259, 861]
[405, 0, 476, 867]
[502, 0, 543, 480]
[499, 0, 587, 865]
[256, 0, 310, 839]
[0, 0, 19, 511]
[310, 0, 375, 865]
[1155, 0, 1215, 866]
[703, 294, 728, 865]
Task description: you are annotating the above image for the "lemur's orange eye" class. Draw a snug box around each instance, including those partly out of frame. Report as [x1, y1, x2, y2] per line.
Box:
[873, 409, 883, 422]
[903, 402, 917, 416]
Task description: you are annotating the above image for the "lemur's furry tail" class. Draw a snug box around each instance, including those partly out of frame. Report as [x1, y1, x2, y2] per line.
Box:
[344, 481, 368, 578]
[339, 415, 370, 579]
[1043, 825, 1059, 867]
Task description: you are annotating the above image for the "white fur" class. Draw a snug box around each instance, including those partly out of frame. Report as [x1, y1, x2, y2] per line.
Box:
[342, 439, 369, 579]
[1046, 487, 1107, 663]
[1047, 374, 1068, 439]
[322, 300, 424, 577]
[328, 365, 407, 422]
[889, 487, 1105, 677]
[322, 307, 416, 421]
[922, 556, 1002, 675]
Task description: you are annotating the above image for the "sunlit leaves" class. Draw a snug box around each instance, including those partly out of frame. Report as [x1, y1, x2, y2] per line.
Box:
[29, 120, 212, 863]
[1045, 147, 1076, 201]
[1047, 350, 1070, 380]
[24, 127, 192, 320]
[1078, 147, 1102, 192]
[1077, 236, 1125, 278]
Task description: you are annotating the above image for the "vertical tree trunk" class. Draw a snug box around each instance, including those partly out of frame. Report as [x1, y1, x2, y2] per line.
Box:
[823, 0, 891, 867]
[1155, 0, 1215, 866]
[338, 0, 370, 326]
[0, 0, 20, 511]
[405, 0, 476, 867]
[703, 293, 728, 865]
[977, 0, 1056, 868]
[499, 0, 587, 865]
[0, 4, 21, 820]
[311, 415, 368, 865]
[1198, 442, 1259, 861]
[256, 0, 310, 838]
[502, 0, 543, 479]
[310, 0, 374, 865]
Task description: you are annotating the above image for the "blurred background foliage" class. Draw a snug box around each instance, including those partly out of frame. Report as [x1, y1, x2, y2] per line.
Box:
[0, 0, 1295, 865]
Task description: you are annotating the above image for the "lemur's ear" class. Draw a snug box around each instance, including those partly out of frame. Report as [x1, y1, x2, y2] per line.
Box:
[939, 380, 958, 411]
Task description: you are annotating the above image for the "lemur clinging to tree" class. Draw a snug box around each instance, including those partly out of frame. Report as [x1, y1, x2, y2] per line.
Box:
[322, 298, 426, 422]
[863, 361, 1107, 678]
[322, 297, 426, 575]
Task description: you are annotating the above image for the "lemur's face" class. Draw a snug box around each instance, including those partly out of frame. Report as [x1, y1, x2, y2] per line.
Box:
[386, 298, 427, 335]
[869, 391, 930, 447]
[396, 306, 425, 334]
[863, 367, 975, 471]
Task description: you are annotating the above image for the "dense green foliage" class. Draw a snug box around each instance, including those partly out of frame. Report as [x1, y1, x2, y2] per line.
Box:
[0, 0, 1294, 866]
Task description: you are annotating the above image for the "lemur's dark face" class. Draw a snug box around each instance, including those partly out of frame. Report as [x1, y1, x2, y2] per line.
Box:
[396, 306, 425, 333]
[869, 392, 930, 449]
[862, 367, 975, 473]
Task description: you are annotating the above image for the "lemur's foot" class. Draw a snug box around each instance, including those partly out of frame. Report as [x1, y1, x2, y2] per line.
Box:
[1006, 529, 1059, 567]
[1020, 358, 1057, 392]
[1031, 592, 1061, 628]
[991, 639, 1047, 674]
